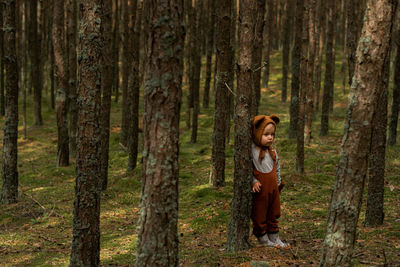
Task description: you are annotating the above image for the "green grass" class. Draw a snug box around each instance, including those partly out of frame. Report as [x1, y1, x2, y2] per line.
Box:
[1, 47, 400, 266]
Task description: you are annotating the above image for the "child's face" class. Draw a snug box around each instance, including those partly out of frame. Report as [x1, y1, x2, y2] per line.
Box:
[260, 123, 275, 147]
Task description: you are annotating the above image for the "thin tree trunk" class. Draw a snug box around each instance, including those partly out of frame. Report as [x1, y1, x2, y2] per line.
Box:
[185, 0, 193, 130]
[53, 1, 69, 167]
[289, 0, 304, 139]
[127, 0, 142, 172]
[21, 0, 27, 138]
[281, 0, 292, 103]
[261, 1, 272, 89]
[250, 0, 266, 117]
[100, 0, 114, 191]
[304, 0, 317, 146]
[314, 0, 325, 112]
[70, 0, 103, 265]
[68, 0, 78, 157]
[226, 0, 255, 252]
[211, 0, 232, 188]
[346, 0, 359, 86]
[1, 0, 18, 204]
[319, 1, 396, 265]
[320, 0, 336, 136]
[297, 0, 309, 174]
[113, 0, 120, 103]
[135, 1, 184, 265]
[30, 0, 43, 125]
[0, 3, 4, 117]
[203, 0, 216, 109]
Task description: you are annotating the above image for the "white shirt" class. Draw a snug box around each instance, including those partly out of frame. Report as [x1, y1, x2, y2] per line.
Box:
[252, 143, 281, 185]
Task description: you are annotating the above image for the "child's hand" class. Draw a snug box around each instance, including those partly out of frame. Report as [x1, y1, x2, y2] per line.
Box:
[252, 181, 261, 193]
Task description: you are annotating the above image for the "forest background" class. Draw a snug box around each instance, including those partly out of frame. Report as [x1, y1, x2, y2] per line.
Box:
[0, 0, 400, 266]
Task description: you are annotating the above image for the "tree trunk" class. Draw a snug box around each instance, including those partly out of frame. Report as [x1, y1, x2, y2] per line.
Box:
[346, 0, 360, 86]
[113, 0, 120, 103]
[203, 0, 216, 109]
[281, 0, 292, 103]
[68, 0, 78, 157]
[211, 0, 232, 187]
[21, 0, 27, 138]
[120, 0, 131, 147]
[319, 1, 395, 265]
[0, 3, 4, 117]
[261, 1, 272, 89]
[297, 0, 309, 174]
[226, 0, 255, 252]
[1, 0, 18, 204]
[365, 56, 390, 227]
[250, 0, 266, 117]
[69, 1, 103, 265]
[127, 0, 142, 172]
[100, 0, 114, 191]
[320, 0, 336, 136]
[314, 0, 325, 112]
[135, 1, 184, 265]
[289, 0, 304, 139]
[53, 0, 69, 167]
[29, 0, 43, 125]
[190, 0, 202, 144]
[304, 0, 317, 146]
[388, 19, 400, 146]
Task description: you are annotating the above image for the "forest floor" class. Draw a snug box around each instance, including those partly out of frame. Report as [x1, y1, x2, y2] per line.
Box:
[1, 51, 400, 266]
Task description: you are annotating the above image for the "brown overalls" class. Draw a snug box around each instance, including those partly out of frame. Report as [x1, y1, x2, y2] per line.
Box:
[251, 150, 281, 237]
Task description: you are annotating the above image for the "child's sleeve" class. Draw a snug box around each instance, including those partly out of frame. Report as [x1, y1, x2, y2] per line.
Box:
[253, 176, 260, 185]
[276, 150, 281, 186]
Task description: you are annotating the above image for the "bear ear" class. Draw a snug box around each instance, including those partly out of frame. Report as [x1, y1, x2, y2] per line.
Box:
[270, 114, 280, 125]
[253, 116, 266, 129]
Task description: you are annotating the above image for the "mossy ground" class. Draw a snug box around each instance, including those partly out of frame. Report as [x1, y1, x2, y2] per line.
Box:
[1, 49, 400, 266]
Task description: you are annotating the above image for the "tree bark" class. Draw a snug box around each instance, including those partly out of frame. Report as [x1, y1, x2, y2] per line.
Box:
[226, 0, 255, 252]
[68, 0, 78, 157]
[314, 0, 325, 112]
[100, 0, 114, 190]
[135, 1, 184, 265]
[320, 0, 336, 136]
[211, 0, 232, 188]
[289, 0, 304, 139]
[112, 0, 120, 103]
[69, 1, 103, 265]
[203, 0, 216, 109]
[281, 0, 292, 103]
[261, 0, 272, 89]
[319, 1, 395, 265]
[1, 0, 18, 204]
[127, 0, 142, 172]
[250, 0, 266, 117]
[304, 0, 317, 146]
[53, 0, 69, 167]
[29, 0, 43, 125]
[0, 2, 4, 117]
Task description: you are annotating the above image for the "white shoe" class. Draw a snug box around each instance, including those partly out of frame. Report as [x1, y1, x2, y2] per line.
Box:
[257, 233, 275, 246]
[268, 232, 288, 248]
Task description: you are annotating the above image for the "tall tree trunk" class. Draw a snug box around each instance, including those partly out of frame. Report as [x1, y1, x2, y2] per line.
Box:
[261, 1, 272, 89]
[113, 0, 120, 103]
[185, 0, 193, 130]
[250, 0, 266, 117]
[211, 0, 232, 188]
[21, 0, 27, 138]
[297, 0, 309, 174]
[49, 18, 55, 110]
[69, 0, 103, 265]
[68, 0, 78, 157]
[365, 56, 391, 227]
[304, 0, 317, 146]
[314, 0, 325, 112]
[135, 0, 184, 265]
[281, 0, 292, 103]
[120, 0, 132, 147]
[226, 0, 255, 252]
[29, 0, 42, 125]
[100, 0, 114, 190]
[346, 0, 360, 86]
[320, 0, 336, 136]
[319, 1, 395, 265]
[203, 0, 216, 109]
[53, 0, 69, 167]
[0, 3, 4, 117]
[388, 18, 400, 146]
[127, 0, 142, 172]
[39, 0, 48, 98]
[289, 0, 304, 139]
[1, 0, 18, 204]
[190, 0, 202, 143]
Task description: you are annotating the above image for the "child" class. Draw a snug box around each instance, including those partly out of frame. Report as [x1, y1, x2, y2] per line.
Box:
[251, 114, 287, 248]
